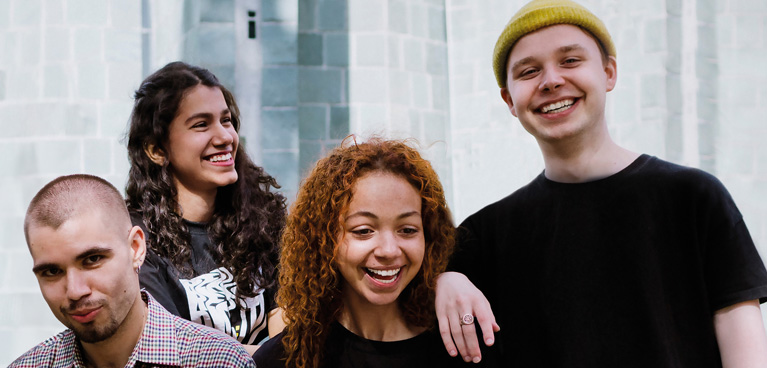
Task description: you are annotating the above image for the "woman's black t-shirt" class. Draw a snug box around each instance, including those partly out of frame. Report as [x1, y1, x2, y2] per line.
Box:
[132, 213, 273, 345]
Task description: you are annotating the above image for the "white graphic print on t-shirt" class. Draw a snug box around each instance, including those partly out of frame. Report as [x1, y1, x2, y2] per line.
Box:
[181, 267, 267, 344]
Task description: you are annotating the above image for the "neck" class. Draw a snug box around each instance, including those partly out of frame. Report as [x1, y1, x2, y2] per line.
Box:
[537, 125, 639, 183]
[337, 298, 423, 342]
[80, 293, 147, 368]
[175, 185, 217, 222]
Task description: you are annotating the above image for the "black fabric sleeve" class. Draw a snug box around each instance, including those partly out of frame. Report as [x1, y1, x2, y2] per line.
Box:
[696, 174, 767, 311]
[132, 212, 191, 320]
[449, 214, 489, 293]
[139, 249, 190, 319]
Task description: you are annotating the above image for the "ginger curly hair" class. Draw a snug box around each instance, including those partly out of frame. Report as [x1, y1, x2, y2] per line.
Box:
[277, 137, 455, 368]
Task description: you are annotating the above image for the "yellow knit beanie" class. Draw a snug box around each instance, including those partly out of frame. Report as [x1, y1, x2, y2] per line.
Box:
[492, 0, 616, 88]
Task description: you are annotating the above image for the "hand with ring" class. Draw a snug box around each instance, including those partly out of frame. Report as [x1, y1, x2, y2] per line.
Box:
[435, 272, 500, 363]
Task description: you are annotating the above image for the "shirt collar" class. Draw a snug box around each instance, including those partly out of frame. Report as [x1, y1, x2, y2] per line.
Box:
[50, 331, 83, 368]
[128, 290, 182, 366]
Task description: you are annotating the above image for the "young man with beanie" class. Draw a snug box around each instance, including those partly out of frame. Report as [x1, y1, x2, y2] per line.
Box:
[10, 174, 255, 368]
[435, 0, 767, 366]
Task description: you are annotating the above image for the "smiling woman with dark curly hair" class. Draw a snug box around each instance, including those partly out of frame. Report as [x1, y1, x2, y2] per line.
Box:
[125, 62, 286, 354]
[253, 137, 480, 368]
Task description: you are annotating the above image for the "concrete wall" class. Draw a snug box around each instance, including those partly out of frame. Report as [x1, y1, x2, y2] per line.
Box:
[0, 0, 142, 363]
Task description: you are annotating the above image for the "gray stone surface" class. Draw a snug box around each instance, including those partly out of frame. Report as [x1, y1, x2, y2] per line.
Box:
[262, 24, 297, 64]
[262, 67, 298, 106]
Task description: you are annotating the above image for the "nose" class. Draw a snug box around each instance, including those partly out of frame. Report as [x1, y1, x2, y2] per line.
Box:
[539, 67, 565, 92]
[211, 122, 236, 147]
[374, 231, 403, 259]
[66, 270, 92, 301]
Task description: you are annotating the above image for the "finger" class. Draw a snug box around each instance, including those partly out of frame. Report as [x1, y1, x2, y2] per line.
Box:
[474, 305, 499, 346]
[460, 320, 483, 363]
[437, 312, 458, 357]
[449, 314, 471, 362]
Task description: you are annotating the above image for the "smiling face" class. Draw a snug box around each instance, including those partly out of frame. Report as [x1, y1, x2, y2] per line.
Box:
[28, 209, 145, 343]
[336, 171, 425, 311]
[159, 84, 239, 199]
[501, 24, 617, 144]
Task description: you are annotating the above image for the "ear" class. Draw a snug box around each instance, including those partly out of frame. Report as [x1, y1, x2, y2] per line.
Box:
[604, 56, 617, 92]
[500, 88, 518, 117]
[143, 142, 166, 166]
[129, 225, 147, 270]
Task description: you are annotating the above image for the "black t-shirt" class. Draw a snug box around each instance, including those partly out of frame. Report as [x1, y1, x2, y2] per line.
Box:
[253, 322, 485, 368]
[451, 155, 767, 367]
[132, 213, 273, 345]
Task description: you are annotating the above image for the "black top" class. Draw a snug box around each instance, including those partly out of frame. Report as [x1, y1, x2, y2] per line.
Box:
[253, 322, 487, 368]
[451, 155, 767, 367]
[132, 213, 273, 345]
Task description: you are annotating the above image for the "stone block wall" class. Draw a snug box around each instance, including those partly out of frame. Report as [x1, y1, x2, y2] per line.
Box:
[292, 0, 452, 200]
[0, 0, 143, 363]
[345, 0, 453, 202]
[296, 0, 349, 179]
[259, 0, 300, 201]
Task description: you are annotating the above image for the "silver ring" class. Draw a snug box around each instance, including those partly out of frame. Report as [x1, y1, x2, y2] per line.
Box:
[460, 313, 474, 326]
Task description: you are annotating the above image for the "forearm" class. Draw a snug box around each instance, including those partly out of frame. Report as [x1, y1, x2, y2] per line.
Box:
[714, 300, 767, 368]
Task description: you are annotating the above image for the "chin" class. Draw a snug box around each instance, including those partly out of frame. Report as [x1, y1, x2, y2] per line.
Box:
[363, 291, 403, 307]
[218, 174, 239, 187]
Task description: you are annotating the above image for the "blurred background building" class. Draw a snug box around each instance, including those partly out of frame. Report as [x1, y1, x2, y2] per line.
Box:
[1, 0, 766, 363]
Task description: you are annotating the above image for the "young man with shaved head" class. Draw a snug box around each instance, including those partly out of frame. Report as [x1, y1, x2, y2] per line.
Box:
[11, 174, 255, 367]
[436, 0, 767, 366]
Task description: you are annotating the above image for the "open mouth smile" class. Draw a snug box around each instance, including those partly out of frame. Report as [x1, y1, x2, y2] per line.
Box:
[539, 98, 576, 114]
[365, 267, 402, 284]
[205, 152, 233, 163]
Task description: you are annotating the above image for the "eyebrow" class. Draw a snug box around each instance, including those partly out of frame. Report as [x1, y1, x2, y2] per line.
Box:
[510, 44, 586, 74]
[184, 108, 231, 125]
[32, 246, 114, 274]
[344, 210, 421, 221]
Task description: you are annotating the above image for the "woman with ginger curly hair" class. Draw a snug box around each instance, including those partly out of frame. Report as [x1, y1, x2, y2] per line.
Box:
[253, 138, 483, 367]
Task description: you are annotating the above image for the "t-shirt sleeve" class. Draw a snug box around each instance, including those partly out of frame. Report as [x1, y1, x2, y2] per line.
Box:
[699, 175, 767, 311]
[139, 249, 190, 319]
[449, 214, 490, 293]
[132, 212, 191, 320]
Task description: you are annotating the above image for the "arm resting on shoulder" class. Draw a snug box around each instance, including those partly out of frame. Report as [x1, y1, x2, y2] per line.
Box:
[714, 299, 767, 368]
[435, 271, 500, 363]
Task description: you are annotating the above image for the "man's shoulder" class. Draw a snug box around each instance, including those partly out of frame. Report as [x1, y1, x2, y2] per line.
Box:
[9, 330, 75, 368]
[162, 305, 255, 366]
[461, 174, 543, 225]
[142, 291, 255, 367]
[632, 155, 727, 193]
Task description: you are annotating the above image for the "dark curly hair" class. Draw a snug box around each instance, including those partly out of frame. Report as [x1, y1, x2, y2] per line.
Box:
[278, 137, 455, 368]
[125, 61, 286, 301]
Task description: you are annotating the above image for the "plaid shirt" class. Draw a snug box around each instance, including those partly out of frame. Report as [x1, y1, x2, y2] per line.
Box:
[9, 291, 255, 367]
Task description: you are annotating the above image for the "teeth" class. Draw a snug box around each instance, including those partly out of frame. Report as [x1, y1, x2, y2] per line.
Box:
[367, 268, 401, 284]
[541, 99, 574, 113]
[368, 268, 400, 277]
[208, 153, 232, 162]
